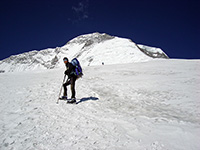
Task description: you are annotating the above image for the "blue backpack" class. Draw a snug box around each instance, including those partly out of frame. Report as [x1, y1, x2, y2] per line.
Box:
[71, 58, 83, 78]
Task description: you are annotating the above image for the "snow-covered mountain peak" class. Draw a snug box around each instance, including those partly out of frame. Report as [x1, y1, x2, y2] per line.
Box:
[0, 32, 169, 73]
[66, 32, 114, 45]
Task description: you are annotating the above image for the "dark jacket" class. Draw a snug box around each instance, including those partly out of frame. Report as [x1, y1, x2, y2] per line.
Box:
[65, 62, 76, 78]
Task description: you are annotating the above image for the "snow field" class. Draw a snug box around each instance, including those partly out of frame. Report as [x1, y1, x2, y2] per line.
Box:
[0, 59, 200, 150]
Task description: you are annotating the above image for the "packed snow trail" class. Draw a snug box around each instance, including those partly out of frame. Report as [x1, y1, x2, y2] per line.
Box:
[0, 59, 200, 150]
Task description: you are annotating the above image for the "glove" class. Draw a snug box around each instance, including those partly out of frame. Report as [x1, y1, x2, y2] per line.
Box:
[64, 70, 68, 75]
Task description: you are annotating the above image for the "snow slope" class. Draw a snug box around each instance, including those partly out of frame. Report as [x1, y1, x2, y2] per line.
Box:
[0, 32, 168, 73]
[0, 59, 199, 150]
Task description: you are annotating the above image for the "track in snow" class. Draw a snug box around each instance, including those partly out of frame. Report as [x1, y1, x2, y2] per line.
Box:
[0, 59, 200, 150]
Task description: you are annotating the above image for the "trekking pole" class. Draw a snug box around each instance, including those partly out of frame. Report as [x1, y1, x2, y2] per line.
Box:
[56, 74, 66, 104]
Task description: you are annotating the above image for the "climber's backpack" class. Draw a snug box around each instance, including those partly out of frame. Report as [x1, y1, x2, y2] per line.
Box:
[71, 58, 83, 78]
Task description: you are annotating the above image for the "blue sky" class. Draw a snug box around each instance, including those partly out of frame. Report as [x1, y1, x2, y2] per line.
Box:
[0, 0, 199, 60]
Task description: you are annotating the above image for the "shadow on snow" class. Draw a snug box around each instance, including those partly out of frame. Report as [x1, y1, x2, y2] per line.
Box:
[76, 96, 99, 104]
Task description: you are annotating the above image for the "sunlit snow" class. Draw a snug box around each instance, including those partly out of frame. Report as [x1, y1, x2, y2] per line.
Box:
[0, 59, 199, 150]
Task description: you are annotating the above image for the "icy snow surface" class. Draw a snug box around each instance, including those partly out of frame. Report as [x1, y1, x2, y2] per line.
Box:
[0, 59, 200, 150]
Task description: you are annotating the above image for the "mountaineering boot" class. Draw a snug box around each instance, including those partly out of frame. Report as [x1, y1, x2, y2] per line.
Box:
[60, 96, 68, 100]
[67, 98, 76, 104]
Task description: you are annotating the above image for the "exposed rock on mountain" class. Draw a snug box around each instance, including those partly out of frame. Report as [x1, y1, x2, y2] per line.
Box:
[0, 32, 168, 72]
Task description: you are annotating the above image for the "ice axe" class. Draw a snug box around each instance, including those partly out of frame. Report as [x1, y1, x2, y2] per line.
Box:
[56, 74, 66, 104]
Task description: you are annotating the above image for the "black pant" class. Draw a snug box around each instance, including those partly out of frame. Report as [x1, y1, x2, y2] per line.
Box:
[63, 75, 77, 98]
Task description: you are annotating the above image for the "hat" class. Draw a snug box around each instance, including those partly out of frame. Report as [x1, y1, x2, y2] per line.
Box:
[63, 57, 68, 63]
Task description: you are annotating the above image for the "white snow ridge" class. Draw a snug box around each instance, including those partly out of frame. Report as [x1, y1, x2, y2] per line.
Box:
[0, 33, 200, 150]
[0, 32, 168, 73]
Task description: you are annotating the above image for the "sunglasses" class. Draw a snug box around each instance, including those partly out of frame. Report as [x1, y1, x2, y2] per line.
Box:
[63, 59, 68, 62]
